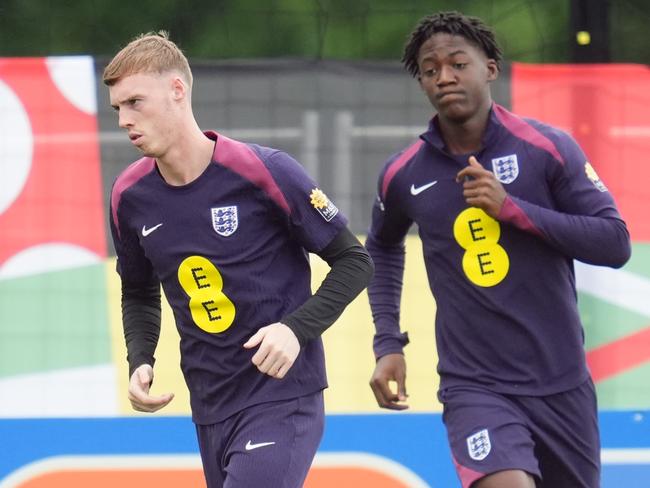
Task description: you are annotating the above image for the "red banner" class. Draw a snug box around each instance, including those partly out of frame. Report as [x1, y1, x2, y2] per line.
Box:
[0, 57, 106, 275]
[512, 63, 650, 242]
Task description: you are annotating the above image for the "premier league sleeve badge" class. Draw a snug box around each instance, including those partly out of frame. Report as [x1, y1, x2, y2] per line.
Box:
[309, 188, 339, 222]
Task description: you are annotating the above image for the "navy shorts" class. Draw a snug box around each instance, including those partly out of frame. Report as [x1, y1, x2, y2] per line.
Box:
[196, 391, 324, 488]
[439, 379, 600, 488]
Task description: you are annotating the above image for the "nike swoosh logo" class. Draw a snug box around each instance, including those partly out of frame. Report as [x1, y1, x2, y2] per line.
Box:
[142, 223, 163, 237]
[245, 440, 276, 451]
[410, 180, 438, 195]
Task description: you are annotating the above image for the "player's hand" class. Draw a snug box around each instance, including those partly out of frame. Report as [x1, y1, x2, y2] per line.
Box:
[369, 353, 409, 410]
[128, 364, 175, 413]
[243, 322, 300, 379]
[456, 156, 507, 218]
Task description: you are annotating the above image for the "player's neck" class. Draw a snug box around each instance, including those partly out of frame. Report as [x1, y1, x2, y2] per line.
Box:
[439, 104, 491, 155]
[156, 124, 214, 186]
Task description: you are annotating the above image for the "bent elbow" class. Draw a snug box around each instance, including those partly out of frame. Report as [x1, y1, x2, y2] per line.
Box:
[609, 240, 632, 269]
[606, 221, 632, 269]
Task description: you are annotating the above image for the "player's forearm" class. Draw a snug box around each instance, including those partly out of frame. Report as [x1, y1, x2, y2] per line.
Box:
[365, 235, 410, 359]
[282, 229, 374, 346]
[121, 281, 162, 378]
[499, 195, 631, 268]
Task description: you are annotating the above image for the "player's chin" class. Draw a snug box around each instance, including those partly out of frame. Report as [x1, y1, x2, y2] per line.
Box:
[437, 104, 473, 123]
[137, 142, 160, 158]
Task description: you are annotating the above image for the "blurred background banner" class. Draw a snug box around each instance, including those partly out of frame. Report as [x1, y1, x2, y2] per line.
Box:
[0, 415, 648, 487]
[0, 56, 113, 417]
[1, 0, 650, 486]
[512, 63, 650, 410]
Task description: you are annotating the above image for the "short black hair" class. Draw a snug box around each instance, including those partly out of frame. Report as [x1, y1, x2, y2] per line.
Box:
[402, 11, 503, 78]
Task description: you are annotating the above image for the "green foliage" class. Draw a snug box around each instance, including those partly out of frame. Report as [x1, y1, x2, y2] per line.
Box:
[611, 0, 650, 64]
[0, 0, 647, 63]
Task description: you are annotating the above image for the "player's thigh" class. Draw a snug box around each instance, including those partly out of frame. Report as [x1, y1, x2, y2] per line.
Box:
[195, 422, 227, 488]
[522, 379, 600, 488]
[224, 391, 324, 488]
[440, 386, 540, 488]
[473, 469, 536, 488]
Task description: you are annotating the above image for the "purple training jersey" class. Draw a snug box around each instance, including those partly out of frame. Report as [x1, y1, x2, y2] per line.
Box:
[110, 131, 346, 424]
[368, 104, 630, 396]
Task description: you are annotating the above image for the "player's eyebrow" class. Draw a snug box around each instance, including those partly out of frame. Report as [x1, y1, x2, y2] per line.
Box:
[433, 49, 469, 58]
[420, 49, 469, 63]
[111, 94, 144, 111]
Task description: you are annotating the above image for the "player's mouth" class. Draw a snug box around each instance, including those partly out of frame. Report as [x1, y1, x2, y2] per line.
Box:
[129, 133, 143, 145]
[436, 91, 464, 102]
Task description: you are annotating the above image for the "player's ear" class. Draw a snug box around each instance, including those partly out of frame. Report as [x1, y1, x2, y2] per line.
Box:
[171, 76, 187, 101]
[486, 59, 498, 82]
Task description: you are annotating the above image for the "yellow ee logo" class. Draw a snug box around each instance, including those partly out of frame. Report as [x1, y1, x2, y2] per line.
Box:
[178, 256, 236, 333]
[453, 208, 509, 287]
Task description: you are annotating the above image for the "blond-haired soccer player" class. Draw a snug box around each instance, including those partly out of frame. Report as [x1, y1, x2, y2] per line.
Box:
[105, 32, 373, 487]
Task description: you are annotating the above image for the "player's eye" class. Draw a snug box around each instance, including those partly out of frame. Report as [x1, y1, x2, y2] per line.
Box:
[453, 63, 467, 70]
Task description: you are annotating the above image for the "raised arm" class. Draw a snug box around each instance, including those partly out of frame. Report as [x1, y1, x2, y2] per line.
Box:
[457, 135, 631, 268]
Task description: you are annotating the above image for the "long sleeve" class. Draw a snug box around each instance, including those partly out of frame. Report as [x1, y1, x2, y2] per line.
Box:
[497, 130, 631, 268]
[365, 233, 409, 359]
[121, 279, 161, 378]
[282, 227, 374, 346]
[499, 196, 630, 268]
[366, 160, 415, 359]
[110, 182, 162, 379]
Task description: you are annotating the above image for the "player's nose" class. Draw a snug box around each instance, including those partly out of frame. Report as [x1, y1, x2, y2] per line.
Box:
[118, 110, 133, 128]
[436, 65, 456, 85]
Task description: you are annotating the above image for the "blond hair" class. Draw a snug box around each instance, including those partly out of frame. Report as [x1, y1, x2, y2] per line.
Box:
[102, 31, 193, 87]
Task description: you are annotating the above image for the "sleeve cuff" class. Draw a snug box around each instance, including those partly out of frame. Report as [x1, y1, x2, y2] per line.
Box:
[497, 196, 543, 237]
[373, 331, 409, 360]
[281, 315, 309, 347]
[127, 356, 155, 380]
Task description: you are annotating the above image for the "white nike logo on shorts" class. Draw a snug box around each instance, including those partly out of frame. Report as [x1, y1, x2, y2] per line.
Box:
[142, 223, 163, 237]
[410, 180, 438, 195]
[245, 440, 276, 451]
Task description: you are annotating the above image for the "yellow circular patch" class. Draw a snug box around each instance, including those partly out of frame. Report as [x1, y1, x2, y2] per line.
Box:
[453, 207, 501, 249]
[177, 256, 236, 333]
[453, 208, 509, 287]
[462, 243, 509, 287]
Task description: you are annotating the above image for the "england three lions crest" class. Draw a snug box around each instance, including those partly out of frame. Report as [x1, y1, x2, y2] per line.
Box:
[492, 154, 519, 184]
[467, 429, 491, 461]
[211, 206, 238, 237]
